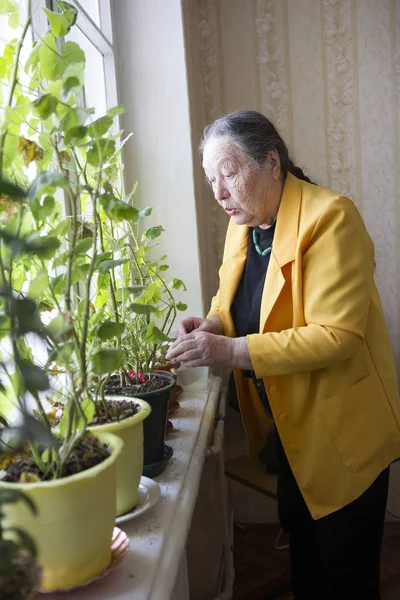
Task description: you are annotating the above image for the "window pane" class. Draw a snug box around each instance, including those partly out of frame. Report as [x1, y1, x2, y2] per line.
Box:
[66, 26, 107, 118]
[79, 0, 100, 27]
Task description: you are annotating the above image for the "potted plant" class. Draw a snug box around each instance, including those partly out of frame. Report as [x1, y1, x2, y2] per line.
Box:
[1, 0, 152, 517]
[0, 1, 127, 590]
[0, 488, 41, 600]
[98, 193, 188, 472]
[0, 174, 123, 592]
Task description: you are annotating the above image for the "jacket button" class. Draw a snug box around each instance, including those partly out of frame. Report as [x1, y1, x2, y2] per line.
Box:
[269, 385, 277, 394]
[278, 413, 288, 423]
[289, 444, 299, 455]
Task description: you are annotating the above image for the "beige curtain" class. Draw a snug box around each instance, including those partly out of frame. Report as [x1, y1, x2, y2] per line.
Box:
[188, 0, 400, 370]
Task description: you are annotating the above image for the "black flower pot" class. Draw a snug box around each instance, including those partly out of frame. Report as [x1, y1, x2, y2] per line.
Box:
[133, 374, 175, 466]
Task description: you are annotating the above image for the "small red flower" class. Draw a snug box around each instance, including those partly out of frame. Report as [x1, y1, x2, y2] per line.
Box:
[137, 371, 147, 384]
[128, 369, 136, 379]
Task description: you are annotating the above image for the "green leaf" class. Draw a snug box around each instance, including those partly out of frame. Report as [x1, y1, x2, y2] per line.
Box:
[28, 172, 68, 201]
[88, 116, 114, 139]
[86, 139, 115, 167]
[115, 286, 145, 302]
[52, 218, 71, 237]
[0, 179, 26, 199]
[8, 7, 19, 28]
[146, 322, 170, 343]
[47, 315, 64, 337]
[92, 349, 124, 375]
[142, 225, 165, 241]
[28, 271, 49, 299]
[44, 3, 77, 37]
[0, 489, 37, 515]
[96, 258, 128, 274]
[13, 297, 42, 335]
[138, 206, 152, 220]
[159, 264, 169, 272]
[18, 360, 49, 393]
[25, 235, 61, 259]
[171, 278, 187, 291]
[100, 193, 138, 222]
[0, 315, 10, 340]
[9, 527, 37, 558]
[107, 106, 125, 117]
[32, 94, 58, 119]
[176, 301, 188, 311]
[64, 125, 87, 146]
[39, 33, 63, 80]
[25, 43, 40, 74]
[93, 251, 112, 268]
[54, 340, 75, 365]
[73, 237, 93, 254]
[72, 264, 90, 283]
[57, 0, 76, 11]
[93, 321, 125, 340]
[80, 398, 95, 427]
[31, 195, 56, 222]
[128, 303, 158, 315]
[61, 61, 85, 101]
[60, 41, 85, 70]
[51, 273, 66, 295]
[0, 0, 17, 15]
[0, 230, 60, 258]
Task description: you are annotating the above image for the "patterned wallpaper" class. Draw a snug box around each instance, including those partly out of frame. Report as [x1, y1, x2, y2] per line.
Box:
[192, 0, 400, 369]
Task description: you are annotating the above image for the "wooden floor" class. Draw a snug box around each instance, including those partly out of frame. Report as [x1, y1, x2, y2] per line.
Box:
[232, 522, 400, 600]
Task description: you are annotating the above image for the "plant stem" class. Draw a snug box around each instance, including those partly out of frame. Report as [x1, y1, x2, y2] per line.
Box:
[0, 0, 32, 174]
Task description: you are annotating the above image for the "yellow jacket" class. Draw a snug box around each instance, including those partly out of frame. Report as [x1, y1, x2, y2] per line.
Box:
[208, 172, 400, 519]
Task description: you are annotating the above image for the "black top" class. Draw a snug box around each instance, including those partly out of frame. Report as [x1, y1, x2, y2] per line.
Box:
[230, 222, 276, 339]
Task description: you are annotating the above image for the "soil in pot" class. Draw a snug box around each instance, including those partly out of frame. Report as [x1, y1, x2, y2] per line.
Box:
[0, 551, 41, 600]
[105, 373, 174, 467]
[104, 374, 167, 396]
[89, 399, 140, 426]
[1, 436, 111, 483]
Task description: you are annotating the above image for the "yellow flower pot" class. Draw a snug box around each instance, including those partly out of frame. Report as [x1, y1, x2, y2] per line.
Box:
[0, 431, 123, 592]
[89, 397, 151, 516]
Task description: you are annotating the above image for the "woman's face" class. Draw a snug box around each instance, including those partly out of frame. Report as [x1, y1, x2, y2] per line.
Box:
[202, 137, 282, 228]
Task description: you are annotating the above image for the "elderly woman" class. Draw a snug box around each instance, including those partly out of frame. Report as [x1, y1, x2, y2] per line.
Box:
[166, 109, 400, 600]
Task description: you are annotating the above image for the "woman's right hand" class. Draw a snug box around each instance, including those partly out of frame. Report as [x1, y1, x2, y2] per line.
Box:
[175, 316, 224, 337]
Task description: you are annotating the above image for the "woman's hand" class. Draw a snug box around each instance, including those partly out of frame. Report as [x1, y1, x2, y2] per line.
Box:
[166, 331, 233, 368]
[166, 331, 253, 370]
[175, 315, 224, 337]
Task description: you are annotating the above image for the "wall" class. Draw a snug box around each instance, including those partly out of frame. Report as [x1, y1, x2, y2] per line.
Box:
[110, 0, 203, 318]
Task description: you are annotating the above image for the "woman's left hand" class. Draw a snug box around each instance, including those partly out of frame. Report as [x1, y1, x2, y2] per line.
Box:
[166, 331, 235, 368]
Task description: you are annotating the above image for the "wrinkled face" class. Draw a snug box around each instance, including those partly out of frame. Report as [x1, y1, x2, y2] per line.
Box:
[202, 137, 281, 228]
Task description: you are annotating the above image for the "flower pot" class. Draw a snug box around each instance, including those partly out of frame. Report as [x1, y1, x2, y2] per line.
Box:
[0, 431, 123, 592]
[134, 374, 175, 466]
[89, 398, 151, 516]
[153, 369, 183, 415]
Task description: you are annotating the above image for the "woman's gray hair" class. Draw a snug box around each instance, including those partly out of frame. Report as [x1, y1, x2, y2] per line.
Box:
[200, 109, 314, 184]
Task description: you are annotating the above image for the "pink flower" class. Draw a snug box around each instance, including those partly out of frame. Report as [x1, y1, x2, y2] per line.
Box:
[137, 372, 147, 384]
[128, 369, 136, 379]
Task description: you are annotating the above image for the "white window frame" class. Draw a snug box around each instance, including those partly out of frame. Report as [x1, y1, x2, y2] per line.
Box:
[31, 0, 118, 112]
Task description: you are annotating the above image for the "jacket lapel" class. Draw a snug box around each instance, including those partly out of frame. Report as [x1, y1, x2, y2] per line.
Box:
[260, 173, 302, 332]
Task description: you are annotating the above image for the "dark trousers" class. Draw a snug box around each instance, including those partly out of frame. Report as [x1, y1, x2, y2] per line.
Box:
[275, 434, 389, 600]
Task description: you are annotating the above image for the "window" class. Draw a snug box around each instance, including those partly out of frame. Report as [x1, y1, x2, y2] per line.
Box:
[0, 0, 120, 415]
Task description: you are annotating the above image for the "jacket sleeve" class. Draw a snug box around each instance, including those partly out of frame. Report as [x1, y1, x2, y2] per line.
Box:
[248, 197, 375, 377]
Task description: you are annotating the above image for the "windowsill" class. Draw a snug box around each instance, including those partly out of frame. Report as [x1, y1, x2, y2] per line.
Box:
[41, 367, 222, 600]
